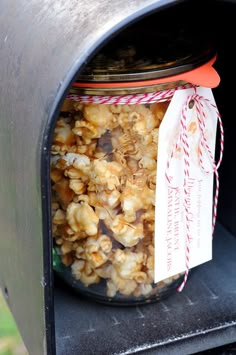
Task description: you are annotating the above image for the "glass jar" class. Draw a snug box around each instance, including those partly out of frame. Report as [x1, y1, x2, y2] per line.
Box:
[50, 26, 220, 305]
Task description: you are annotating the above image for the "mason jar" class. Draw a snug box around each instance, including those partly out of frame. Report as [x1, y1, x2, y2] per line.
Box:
[50, 28, 220, 305]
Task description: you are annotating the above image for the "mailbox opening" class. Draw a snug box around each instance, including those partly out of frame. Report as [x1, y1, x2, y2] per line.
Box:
[48, 2, 236, 354]
[50, 2, 221, 307]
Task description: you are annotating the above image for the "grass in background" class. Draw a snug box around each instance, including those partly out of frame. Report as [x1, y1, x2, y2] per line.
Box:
[0, 290, 28, 355]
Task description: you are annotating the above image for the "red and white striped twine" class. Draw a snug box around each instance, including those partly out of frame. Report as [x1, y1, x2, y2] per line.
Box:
[67, 85, 224, 293]
[67, 83, 193, 105]
[177, 96, 192, 293]
[194, 95, 224, 232]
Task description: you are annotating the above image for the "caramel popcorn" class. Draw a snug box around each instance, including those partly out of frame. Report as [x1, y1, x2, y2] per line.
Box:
[51, 99, 178, 298]
[67, 201, 99, 236]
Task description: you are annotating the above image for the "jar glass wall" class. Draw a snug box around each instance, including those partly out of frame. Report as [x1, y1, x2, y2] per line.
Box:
[50, 96, 185, 305]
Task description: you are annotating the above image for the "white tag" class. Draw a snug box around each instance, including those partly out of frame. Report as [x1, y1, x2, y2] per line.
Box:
[154, 87, 218, 283]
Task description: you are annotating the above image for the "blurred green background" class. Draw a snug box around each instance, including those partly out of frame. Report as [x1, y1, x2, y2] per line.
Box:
[0, 290, 28, 355]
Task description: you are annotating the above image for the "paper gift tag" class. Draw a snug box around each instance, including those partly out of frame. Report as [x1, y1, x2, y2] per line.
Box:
[154, 87, 218, 283]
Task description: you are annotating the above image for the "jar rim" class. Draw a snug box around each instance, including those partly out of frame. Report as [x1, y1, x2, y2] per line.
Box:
[72, 56, 220, 95]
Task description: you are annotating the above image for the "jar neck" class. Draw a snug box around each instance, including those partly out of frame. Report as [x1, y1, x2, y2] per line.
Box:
[70, 80, 188, 96]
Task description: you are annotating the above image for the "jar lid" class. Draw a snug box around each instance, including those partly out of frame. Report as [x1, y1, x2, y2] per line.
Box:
[77, 45, 216, 83]
[74, 13, 220, 89]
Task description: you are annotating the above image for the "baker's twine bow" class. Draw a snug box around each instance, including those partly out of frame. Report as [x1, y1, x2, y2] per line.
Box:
[165, 90, 224, 292]
[67, 85, 224, 292]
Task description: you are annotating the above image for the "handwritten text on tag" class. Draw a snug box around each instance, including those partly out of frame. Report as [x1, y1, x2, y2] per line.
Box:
[154, 87, 218, 283]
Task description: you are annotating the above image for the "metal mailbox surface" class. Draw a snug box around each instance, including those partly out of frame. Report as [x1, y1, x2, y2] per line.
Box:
[0, 0, 182, 354]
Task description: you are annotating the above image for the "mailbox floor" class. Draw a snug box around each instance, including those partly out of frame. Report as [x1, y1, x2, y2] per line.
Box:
[54, 222, 236, 355]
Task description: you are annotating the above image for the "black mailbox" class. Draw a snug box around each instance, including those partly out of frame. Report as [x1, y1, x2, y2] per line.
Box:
[0, 0, 236, 354]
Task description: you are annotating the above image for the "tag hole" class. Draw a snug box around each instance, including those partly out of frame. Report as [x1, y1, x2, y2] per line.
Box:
[189, 100, 195, 109]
